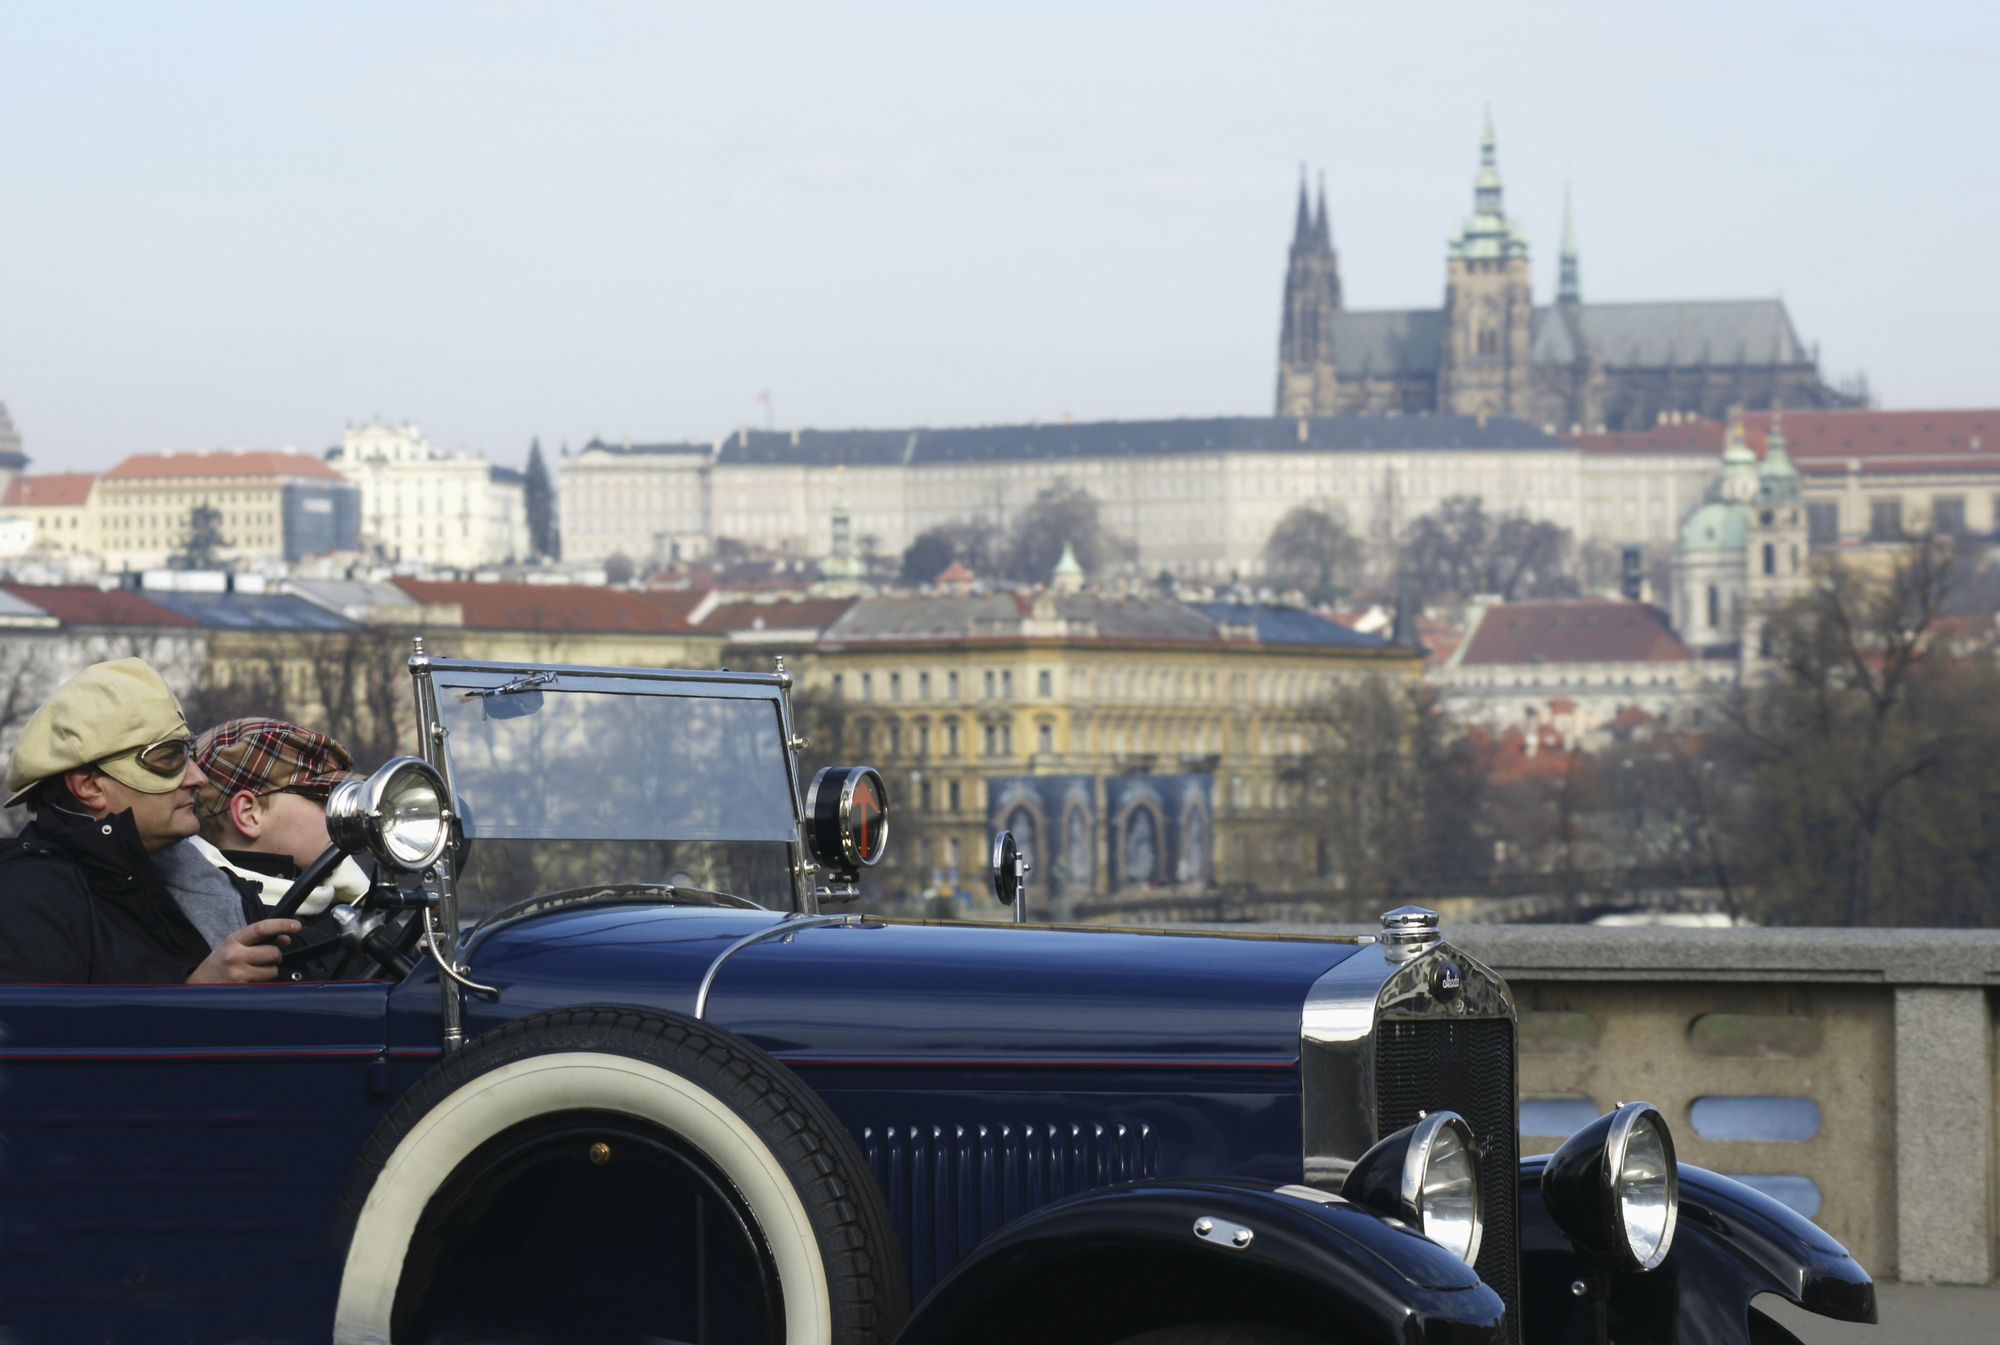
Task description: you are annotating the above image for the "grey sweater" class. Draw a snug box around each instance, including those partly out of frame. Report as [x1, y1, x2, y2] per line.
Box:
[152, 837, 254, 949]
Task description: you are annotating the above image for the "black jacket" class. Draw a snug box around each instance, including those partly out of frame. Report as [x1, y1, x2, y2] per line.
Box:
[0, 806, 217, 983]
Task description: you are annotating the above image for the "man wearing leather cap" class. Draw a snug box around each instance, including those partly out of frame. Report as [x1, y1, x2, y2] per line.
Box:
[0, 658, 300, 984]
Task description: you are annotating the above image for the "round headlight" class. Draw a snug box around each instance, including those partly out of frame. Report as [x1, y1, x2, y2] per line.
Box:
[1341, 1110, 1484, 1265]
[327, 756, 451, 874]
[1540, 1101, 1680, 1272]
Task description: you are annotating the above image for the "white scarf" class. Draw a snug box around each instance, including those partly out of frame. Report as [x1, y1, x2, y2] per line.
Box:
[189, 836, 371, 918]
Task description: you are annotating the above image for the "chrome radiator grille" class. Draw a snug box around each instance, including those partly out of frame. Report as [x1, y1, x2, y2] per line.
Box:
[1375, 1017, 1520, 1344]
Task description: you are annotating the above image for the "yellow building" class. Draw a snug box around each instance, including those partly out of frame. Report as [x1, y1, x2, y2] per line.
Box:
[95, 449, 357, 571]
[805, 591, 1420, 916]
[0, 472, 98, 557]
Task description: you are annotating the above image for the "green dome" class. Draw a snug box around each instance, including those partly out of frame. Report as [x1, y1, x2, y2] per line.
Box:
[1679, 500, 1747, 551]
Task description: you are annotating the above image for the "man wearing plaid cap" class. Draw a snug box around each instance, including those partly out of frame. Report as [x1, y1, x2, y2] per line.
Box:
[184, 719, 372, 920]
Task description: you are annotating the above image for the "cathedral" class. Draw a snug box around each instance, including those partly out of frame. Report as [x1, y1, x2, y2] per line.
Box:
[1276, 116, 1860, 432]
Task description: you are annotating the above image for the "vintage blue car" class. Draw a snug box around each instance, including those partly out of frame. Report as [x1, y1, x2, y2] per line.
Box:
[0, 649, 1875, 1344]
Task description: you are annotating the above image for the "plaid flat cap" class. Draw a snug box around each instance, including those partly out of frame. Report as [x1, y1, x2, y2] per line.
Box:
[194, 718, 364, 819]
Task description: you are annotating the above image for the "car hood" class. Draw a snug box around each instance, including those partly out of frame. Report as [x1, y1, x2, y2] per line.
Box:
[460, 905, 1367, 1067]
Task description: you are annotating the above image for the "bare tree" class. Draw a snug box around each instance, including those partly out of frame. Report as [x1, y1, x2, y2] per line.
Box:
[1399, 496, 1577, 602]
[1000, 482, 1132, 584]
[1263, 505, 1361, 598]
[1715, 531, 1989, 925]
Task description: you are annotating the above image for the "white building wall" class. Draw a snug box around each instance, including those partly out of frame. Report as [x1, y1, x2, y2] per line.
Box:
[329, 422, 524, 568]
[560, 436, 1599, 578]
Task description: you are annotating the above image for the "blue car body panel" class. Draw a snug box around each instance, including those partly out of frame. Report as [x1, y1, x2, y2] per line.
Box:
[454, 907, 1359, 1300]
[0, 981, 393, 1340]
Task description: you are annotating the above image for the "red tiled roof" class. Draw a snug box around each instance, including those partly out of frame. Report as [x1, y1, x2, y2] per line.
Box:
[1743, 409, 2000, 477]
[0, 584, 199, 627]
[935, 561, 975, 583]
[630, 587, 717, 622]
[1458, 599, 1690, 666]
[393, 579, 700, 633]
[699, 597, 857, 634]
[1566, 422, 1726, 455]
[104, 450, 341, 481]
[2, 472, 97, 507]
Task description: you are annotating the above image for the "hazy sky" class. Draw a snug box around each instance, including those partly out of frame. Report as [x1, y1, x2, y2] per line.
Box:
[1, 2, 1993, 472]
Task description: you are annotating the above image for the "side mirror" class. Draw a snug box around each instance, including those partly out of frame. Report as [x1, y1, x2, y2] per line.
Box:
[805, 766, 889, 901]
[991, 829, 1031, 922]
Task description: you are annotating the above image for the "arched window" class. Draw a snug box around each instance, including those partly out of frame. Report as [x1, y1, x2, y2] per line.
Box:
[1476, 327, 1500, 356]
[1762, 543, 1776, 576]
[1706, 585, 1720, 629]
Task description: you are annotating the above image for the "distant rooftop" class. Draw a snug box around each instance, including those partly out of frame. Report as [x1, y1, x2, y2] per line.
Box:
[1741, 408, 2000, 477]
[578, 415, 1565, 472]
[135, 590, 359, 631]
[105, 449, 342, 481]
[2, 471, 97, 507]
[395, 578, 703, 634]
[0, 584, 198, 627]
[1455, 599, 1690, 667]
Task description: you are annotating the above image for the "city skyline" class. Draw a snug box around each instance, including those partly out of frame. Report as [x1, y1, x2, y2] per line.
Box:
[0, 2, 1993, 472]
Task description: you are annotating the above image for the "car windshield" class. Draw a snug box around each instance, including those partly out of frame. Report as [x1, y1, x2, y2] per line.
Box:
[435, 669, 800, 920]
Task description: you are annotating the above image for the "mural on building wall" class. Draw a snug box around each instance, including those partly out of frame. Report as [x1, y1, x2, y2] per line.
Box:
[985, 775, 1095, 899]
[986, 772, 1214, 897]
[1105, 774, 1213, 891]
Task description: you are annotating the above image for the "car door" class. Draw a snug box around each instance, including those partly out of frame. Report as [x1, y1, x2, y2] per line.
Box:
[0, 980, 392, 1343]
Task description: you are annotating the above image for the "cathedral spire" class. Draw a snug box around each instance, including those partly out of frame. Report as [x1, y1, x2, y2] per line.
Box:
[1293, 164, 1311, 243]
[1313, 171, 1329, 247]
[1557, 184, 1580, 305]
[1473, 104, 1504, 218]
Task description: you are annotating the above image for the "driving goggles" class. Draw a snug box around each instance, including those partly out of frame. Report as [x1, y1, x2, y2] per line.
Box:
[113, 733, 199, 778]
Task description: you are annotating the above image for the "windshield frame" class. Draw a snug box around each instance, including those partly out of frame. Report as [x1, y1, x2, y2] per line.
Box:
[415, 655, 814, 926]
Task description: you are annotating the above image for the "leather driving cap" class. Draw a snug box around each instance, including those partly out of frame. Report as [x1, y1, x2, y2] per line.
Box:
[194, 718, 362, 819]
[4, 658, 192, 807]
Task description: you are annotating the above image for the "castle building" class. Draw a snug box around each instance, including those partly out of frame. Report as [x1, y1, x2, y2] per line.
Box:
[1276, 114, 1860, 431]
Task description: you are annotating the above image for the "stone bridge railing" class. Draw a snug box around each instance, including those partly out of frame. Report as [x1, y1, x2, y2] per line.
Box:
[1195, 922, 2000, 1285]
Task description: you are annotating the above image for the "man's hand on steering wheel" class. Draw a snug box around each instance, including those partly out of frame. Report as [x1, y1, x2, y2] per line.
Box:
[186, 919, 301, 984]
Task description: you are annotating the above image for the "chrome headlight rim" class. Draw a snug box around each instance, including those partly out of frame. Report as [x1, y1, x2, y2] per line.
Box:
[327, 756, 451, 874]
[1541, 1100, 1680, 1272]
[1341, 1109, 1484, 1266]
[1604, 1103, 1679, 1271]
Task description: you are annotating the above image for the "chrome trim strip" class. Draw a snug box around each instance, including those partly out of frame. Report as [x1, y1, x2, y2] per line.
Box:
[693, 913, 882, 1019]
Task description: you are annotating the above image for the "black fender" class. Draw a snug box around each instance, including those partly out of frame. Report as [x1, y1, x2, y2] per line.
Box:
[1519, 1159, 1875, 1345]
[894, 1177, 1505, 1345]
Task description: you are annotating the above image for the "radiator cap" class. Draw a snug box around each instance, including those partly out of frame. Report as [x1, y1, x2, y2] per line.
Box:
[1380, 905, 1442, 959]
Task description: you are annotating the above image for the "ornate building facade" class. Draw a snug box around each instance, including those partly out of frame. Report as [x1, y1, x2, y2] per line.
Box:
[1276, 116, 1862, 431]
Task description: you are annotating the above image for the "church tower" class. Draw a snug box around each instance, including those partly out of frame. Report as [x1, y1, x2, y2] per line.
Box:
[1274, 170, 1342, 415]
[1438, 109, 1535, 418]
[1741, 406, 1810, 674]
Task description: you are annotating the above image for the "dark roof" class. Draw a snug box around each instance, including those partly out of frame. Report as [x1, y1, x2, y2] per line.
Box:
[1570, 300, 1809, 368]
[702, 415, 1561, 468]
[395, 579, 702, 633]
[1340, 299, 1809, 375]
[1324, 310, 1445, 377]
[1192, 603, 1391, 649]
[489, 465, 525, 485]
[135, 591, 359, 631]
[1457, 600, 1690, 666]
[0, 584, 197, 627]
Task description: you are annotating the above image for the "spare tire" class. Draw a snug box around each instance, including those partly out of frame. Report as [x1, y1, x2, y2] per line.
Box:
[330, 1007, 907, 1345]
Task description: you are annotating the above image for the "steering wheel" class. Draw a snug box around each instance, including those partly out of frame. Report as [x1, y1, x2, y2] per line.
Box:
[270, 845, 423, 982]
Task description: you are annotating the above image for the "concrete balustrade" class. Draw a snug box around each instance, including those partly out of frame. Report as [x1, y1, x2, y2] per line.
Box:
[1198, 922, 2000, 1284]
